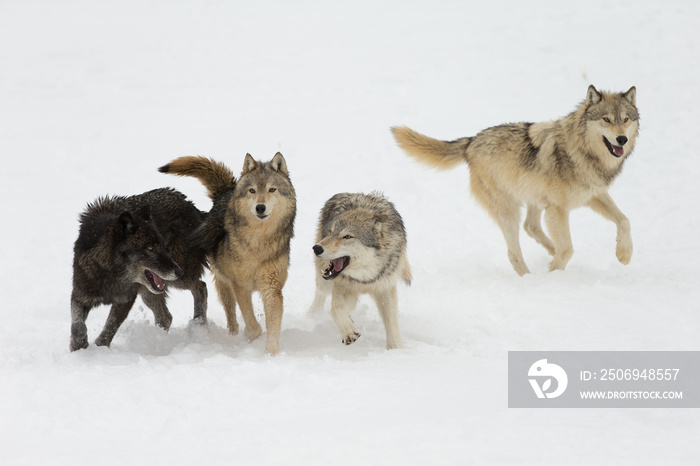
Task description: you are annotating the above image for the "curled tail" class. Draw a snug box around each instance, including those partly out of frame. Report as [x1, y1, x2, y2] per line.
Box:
[391, 126, 470, 170]
[159, 156, 236, 199]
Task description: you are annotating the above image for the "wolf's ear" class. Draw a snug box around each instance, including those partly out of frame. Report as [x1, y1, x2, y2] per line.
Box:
[243, 153, 257, 174]
[136, 204, 151, 221]
[623, 86, 636, 106]
[586, 85, 602, 106]
[373, 214, 388, 234]
[118, 211, 138, 236]
[270, 152, 288, 175]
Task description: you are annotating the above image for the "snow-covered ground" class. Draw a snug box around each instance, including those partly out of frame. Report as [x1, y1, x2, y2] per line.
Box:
[1, 1, 699, 464]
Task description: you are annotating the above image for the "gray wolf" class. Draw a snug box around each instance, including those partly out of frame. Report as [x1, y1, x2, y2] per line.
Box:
[70, 188, 208, 351]
[392, 85, 639, 275]
[309, 192, 412, 349]
[160, 153, 296, 355]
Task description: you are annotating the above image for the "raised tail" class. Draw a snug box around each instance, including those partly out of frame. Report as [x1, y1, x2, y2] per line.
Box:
[159, 156, 236, 199]
[391, 126, 470, 170]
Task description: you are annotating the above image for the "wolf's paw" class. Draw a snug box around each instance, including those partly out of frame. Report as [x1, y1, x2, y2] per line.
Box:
[69, 336, 88, 352]
[616, 240, 632, 265]
[190, 315, 207, 326]
[70, 322, 89, 352]
[548, 260, 567, 272]
[154, 313, 173, 331]
[245, 323, 263, 342]
[342, 332, 361, 345]
[94, 334, 111, 347]
[266, 340, 280, 356]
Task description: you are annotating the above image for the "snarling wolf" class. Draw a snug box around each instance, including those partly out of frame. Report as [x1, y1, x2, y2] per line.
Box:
[70, 188, 208, 351]
[309, 192, 412, 349]
[160, 153, 296, 355]
[392, 85, 639, 275]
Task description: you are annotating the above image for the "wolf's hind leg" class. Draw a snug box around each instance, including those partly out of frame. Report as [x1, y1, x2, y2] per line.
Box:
[587, 192, 632, 265]
[331, 290, 360, 345]
[372, 286, 403, 350]
[524, 204, 555, 256]
[471, 177, 530, 275]
[70, 299, 91, 351]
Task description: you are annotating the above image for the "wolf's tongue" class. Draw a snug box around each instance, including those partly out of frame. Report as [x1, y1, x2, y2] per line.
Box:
[612, 145, 624, 157]
[332, 258, 344, 272]
[151, 271, 165, 290]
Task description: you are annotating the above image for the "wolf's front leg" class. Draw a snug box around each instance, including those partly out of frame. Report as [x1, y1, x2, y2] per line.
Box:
[308, 267, 332, 315]
[331, 290, 360, 345]
[215, 276, 239, 335]
[95, 296, 137, 347]
[587, 192, 632, 265]
[260, 286, 284, 356]
[232, 282, 262, 342]
[140, 290, 173, 330]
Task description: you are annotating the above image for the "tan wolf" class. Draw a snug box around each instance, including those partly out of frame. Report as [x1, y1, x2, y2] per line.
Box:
[160, 153, 296, 354]
[392, 85, 639, 275]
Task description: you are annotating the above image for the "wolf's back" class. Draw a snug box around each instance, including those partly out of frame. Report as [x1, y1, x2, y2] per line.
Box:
[159, 156, 236, 199]
[391, 126, 470, 170]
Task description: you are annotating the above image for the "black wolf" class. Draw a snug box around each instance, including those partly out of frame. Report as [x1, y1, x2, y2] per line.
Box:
[70, 188, 208, 351]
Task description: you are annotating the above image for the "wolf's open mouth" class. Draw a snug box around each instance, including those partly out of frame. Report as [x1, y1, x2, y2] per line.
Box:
[322, 256, 350, 280]
[145, 269, 166, 292]
[603, 137, 624, 158]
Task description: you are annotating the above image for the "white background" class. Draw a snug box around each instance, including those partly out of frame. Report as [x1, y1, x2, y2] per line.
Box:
[1, 1, 698, 464]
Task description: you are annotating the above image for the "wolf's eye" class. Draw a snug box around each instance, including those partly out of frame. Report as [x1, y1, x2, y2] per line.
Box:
[147, 245, 154, 251]
[623, 117, 629, 123]
[343, 234, 354, 240]
[249, 188, 256, 194]
[269, 187, 277, 193]
[602, 117, 612, 124]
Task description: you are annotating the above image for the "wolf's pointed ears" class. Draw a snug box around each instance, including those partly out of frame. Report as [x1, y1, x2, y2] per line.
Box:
[243, 153, 257, 174]
[372, 214, 389, 234]
[623, 86, 636, 106]
[137, 204, 151, 221]
[586, 85, 603, 106]
[270, 152, 288, 175]
[118, 211, 138, 236]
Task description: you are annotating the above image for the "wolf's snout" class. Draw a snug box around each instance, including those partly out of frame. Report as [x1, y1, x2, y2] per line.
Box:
[256, 204, 266, 214]
[313, 245, 324, 256]
[616, 135, 628, 146]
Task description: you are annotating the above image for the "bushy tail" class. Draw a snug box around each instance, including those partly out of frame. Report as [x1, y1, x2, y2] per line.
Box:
[391, 126, 470, 170]
[159, 156, 236, 199]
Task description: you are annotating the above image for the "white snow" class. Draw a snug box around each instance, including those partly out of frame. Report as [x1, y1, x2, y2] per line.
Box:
[1, 0, 699, 464]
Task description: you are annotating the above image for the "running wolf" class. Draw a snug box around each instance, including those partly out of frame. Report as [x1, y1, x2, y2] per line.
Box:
[160, 153, 296, 355]
[392, 85, 639, 275]
[309, 192, 412, 349]
[70, 188, 208, 351]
